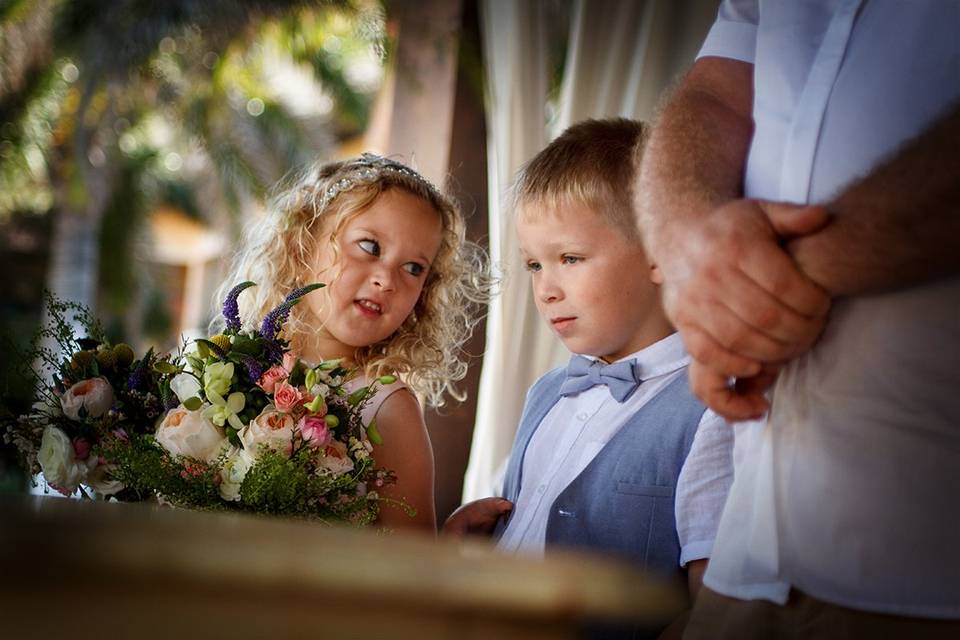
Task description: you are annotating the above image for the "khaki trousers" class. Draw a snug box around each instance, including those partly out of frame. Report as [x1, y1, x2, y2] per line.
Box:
[683, 587, 960, 640]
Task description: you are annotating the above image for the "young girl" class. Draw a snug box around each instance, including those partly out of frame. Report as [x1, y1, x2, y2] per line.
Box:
[214, 154, 489, 532]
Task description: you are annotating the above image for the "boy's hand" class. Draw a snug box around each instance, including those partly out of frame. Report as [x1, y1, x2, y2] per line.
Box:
[441, 498, 513, 538]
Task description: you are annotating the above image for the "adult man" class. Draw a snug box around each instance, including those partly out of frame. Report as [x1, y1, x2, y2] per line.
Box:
[637, 0, 960, 637]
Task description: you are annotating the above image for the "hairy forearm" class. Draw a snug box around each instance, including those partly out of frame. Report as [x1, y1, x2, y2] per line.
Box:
[789, 102, 960, 297]
[637, 58, 754, 254]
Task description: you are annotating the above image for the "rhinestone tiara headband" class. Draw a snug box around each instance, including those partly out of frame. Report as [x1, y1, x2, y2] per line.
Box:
[318, 153, 440, 211]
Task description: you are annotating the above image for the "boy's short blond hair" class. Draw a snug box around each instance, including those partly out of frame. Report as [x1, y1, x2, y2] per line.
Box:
[513, 118, 646, 238]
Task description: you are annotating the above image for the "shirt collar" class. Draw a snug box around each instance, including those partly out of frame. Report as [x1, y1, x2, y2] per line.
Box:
[578, 332, 688, 381]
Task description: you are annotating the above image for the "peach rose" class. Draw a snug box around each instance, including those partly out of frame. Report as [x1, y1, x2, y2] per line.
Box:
[317, 439, 354, 476]
[155, 407, 227, 462]
[240, 408, 295, 458]
[60, 377, 114, 421]
[272, 381, 303, 414]
[257, 365, 288, 394]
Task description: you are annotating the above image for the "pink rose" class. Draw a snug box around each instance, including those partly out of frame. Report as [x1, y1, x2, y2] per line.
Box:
[272, 381, 303, 414]
[282, 352, 299, 373]
[298, 415, 331, 448]
[72, 437, 91, 461]
[257, 366, 288, 394]
[60, 377, 114, 420]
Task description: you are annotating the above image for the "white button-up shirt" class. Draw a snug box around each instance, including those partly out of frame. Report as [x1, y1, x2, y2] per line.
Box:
[699, 0, 960, 618]
[497, 333, 734, 567]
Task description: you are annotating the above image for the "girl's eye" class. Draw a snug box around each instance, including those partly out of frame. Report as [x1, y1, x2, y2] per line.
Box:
[525, 261, 542, 273]
[358, 239, 380, 257]
[561, 255, 581, 265]
[403, 262, 425, 277]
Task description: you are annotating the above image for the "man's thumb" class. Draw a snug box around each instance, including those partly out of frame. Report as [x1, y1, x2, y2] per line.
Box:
[760, 201, 831, 240]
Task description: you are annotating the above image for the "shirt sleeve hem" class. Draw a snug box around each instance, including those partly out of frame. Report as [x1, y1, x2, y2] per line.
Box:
[696, 20, 758, 64]
[679, 540, 714, 567]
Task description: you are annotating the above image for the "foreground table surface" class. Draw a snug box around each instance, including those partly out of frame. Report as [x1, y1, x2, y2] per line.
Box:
[0, 494, 683, 639]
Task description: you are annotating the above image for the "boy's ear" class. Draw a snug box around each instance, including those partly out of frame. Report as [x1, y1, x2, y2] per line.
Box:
[649, 262, 664, 284]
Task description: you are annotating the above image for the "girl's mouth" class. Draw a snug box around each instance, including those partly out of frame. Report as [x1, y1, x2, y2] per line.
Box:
[355, 299, 383, 317]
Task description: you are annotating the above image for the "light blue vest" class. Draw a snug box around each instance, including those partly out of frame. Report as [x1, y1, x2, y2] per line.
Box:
[498, 367, 706, 578]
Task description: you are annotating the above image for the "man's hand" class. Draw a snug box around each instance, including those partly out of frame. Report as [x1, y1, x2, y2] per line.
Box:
[666, 200, 831, 420]
[690, 360, 782, 421]
[658, 199, 831, 379]
[441, 498, 513, 538]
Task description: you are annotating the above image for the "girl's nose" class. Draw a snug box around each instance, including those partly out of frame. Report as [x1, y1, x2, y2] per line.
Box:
[371, 267, 395, 291]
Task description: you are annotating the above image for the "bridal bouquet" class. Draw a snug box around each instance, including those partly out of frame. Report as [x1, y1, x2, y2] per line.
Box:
[2, 295, 169, 498]
[5, 283, 403, 526]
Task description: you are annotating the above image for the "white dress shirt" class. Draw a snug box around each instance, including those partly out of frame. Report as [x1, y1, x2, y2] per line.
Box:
[699, 0, 960, 617]
[497, 333, 734, 567]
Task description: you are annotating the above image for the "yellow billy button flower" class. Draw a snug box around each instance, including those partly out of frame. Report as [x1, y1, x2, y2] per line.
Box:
[112, 343, 135, 367]
[202, 388, 246, 430]
[209, 334, 232, 354]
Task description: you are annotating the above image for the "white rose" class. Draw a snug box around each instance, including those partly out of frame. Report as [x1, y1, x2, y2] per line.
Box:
[155, 406, 227, 462]
[239, 408, 295, 459]
[37, 426, 95, 494]
[317, 439, 354, 476]
[60, 377, 114, 420]
[169, 373, 202, 404]
[219, 447, 255, 502]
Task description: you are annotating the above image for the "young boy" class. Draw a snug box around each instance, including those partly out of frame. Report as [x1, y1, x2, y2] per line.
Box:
[445, 118, 733, 619]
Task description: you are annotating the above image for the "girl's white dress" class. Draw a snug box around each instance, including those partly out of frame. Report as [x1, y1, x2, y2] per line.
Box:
[342, 375, 409, 427]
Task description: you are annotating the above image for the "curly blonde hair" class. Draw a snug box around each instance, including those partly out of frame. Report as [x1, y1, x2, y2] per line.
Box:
[212, 155, 491, 408]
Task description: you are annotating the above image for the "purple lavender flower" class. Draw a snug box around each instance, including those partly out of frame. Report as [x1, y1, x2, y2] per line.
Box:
[222, 281, 256, 332]
[126, 348, 153, 391]
[263, 339, 284, 366]
[238, 354, 265, 385]
[260, 283, 325, 341]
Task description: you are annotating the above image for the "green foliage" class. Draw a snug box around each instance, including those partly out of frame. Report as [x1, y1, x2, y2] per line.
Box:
[103, 432, 223, 507]
[240, 449, 310, 514]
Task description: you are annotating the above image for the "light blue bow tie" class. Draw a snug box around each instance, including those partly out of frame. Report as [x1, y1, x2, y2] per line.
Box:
[559, 355, 642, 403]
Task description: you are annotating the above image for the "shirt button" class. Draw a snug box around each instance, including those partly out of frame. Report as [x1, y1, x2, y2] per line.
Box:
[576, 412, 589, 421]
[537, 486, 546, 494]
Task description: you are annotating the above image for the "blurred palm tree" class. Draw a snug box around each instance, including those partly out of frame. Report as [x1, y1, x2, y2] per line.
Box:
[0, 0, 386, 342]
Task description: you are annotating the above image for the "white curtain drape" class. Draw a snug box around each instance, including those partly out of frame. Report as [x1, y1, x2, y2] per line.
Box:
[462, 0, 554, 501]
[463, 0, 719, 501]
